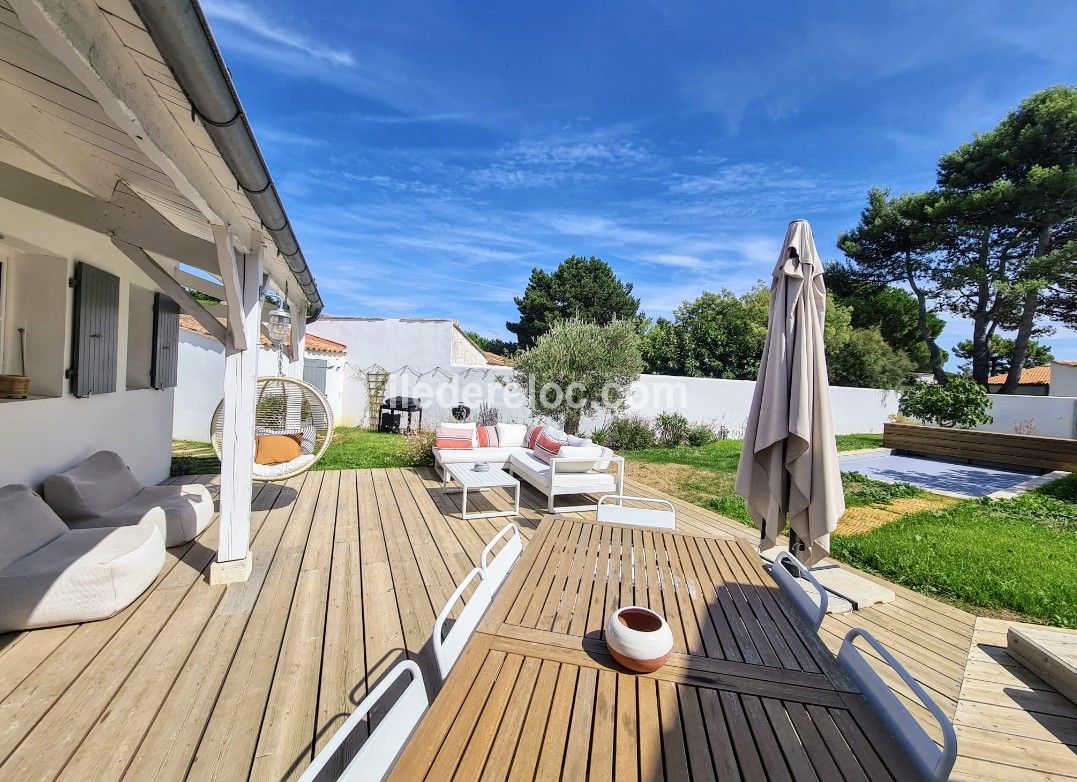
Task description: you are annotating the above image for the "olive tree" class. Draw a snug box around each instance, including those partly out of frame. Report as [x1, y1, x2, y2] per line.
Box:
[513, 318, 643, 435]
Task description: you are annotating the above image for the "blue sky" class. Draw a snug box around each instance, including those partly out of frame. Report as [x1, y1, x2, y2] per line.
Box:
[204, 0, 1077, 362]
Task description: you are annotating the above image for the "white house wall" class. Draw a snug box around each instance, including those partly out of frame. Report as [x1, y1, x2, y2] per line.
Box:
[173, 331, 346, 441]
[976, 394, 1076, 439]
[0, 196, 175, 488]
[1051, 363, 1077, 398]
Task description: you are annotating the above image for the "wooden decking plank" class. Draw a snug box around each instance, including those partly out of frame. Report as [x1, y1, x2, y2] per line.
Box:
[398, 467, 480, 583]
[0, 524, 216, 779]
[123, 478, 299, 781]
[314, 470, 363, 767]
[249, 471, 342, 780]
[57, 482, 281, 780]
[186, 471, 325, 780]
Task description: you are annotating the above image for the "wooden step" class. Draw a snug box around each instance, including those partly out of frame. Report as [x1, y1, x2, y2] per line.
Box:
[1008, 626, 1077, 706]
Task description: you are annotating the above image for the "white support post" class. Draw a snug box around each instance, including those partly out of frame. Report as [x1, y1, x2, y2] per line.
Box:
[210, 232, 263, 584]
[288, 300, 306, 379]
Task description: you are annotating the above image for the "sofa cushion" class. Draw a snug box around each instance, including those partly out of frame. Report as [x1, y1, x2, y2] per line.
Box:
[508, 451, 552, 491]
[508, 452, 617, 494]
[436, 447, 525, 466]
[0, 523, 164, 632]
[44, 451, 143, 520]
[495, 423, 527, 447]
[438, 422, 477, 446]
[554, 445, 605, 473]
[435, 426, 474, 449]
[525, 423, 545, 450]
[0, 485, 69, 570]
[67, 483, 214, 547]
[533, 430, 567, 464]
[476, 425, 499, 448]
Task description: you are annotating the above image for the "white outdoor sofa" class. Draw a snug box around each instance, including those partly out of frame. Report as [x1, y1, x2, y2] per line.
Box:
[0, 484, 165, 633]
[434, 422, 624, 513]
[43, 451, 214, 547]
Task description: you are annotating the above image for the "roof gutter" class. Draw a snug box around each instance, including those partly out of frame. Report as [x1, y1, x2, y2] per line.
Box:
[129, 0, 323, 321]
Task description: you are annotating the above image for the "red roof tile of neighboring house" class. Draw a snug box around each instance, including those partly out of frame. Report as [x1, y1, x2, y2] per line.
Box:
[987, 364, 1051, 386]
[178, 314, 346, 354]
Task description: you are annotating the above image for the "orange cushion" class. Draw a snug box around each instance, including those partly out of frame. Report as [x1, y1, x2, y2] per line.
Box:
[255, 434, 303, 465]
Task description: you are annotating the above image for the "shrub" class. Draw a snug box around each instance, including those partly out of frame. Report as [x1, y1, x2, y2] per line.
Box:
[654, 412, 691, 447]
[403, 429, 435, 466]
[476, 403, 499, 426]
[686, 422, 718, 447]
[898, 377, 993, 428]
[588, 426, 609, 446]
[608, 415, 656, 450]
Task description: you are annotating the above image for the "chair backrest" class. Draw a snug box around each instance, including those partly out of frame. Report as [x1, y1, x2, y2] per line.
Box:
[838, 628, 957, 782]
[596, 494, 675, 529]
[433, 568, 492, 679]
[300, 660, 427, 782]
[480, 523, 522, 593]
[770, 551, 829, 630]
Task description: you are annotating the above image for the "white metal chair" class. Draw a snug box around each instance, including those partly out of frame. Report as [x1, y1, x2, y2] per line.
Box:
[770, 551, 829, 630]
[480, 523, 522, 594]
[596, 494, 676, 529]
[299, 660, 428, 782]
[433, 567, 492, 680]
[838, 628, 958, 782]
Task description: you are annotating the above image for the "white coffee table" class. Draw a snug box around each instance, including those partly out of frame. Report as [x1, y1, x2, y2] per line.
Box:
[442, 462, 520, 520]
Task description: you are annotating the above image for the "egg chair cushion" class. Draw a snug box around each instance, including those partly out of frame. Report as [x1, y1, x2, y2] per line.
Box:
[255, 434, 303, 465]
[252, 454, 318, 481]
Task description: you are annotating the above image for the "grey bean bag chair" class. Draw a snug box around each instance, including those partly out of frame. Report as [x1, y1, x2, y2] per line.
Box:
[0, 485, 165, 633]
[43, 451, 214, 547]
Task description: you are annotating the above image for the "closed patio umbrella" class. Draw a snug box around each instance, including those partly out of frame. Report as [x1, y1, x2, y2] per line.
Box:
[734, 219, 844, 566]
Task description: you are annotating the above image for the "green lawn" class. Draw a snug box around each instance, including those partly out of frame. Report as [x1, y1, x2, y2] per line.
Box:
[626, 436, 1076, 627]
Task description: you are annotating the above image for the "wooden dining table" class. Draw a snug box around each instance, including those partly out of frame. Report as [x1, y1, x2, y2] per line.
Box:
[389, 517, 920, 781]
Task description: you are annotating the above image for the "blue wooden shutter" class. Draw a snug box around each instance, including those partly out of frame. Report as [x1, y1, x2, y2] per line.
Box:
[69, 261, 119, 397]
[151, 292, 180, 389]
[303, 358, 328, 392]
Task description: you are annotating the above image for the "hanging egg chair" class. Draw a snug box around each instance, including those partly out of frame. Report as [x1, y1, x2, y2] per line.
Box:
[211, 376, 335, 481]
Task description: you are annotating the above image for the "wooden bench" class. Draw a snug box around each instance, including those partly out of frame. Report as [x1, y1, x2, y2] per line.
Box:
[883, 423, 1077, 472]
[1007, 626, 1077, 706]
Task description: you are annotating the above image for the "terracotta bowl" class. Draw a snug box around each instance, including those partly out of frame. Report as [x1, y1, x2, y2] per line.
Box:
[605, 606, 674, 673]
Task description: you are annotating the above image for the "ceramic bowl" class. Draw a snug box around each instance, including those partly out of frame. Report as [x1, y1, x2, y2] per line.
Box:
[605, 606, 674, 673]
[473, 462, 490, 472]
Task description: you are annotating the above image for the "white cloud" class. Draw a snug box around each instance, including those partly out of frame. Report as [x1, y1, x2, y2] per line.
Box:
[202, 1, 355, 67]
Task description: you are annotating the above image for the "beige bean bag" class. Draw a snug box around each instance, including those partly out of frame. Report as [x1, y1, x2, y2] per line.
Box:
[0, 485, 165, 632]
[44, 451, 213, 547]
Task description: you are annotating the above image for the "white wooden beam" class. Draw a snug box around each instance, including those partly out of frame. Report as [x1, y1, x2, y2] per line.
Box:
[10, 0, 254, 251]
[0, 81, 117, 200]
[111, 238, 229, 345]
[173, 268, 226, 302]
[211, 232, 263, 583]
[212, 224, 247, 351]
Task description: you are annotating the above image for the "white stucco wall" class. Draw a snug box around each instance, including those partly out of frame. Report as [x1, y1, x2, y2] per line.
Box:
[173, 330, 347, 441]
[0, 196, 175, 489]
[451, 326, 487, 365]
[1051, 362, 1077, 398]
[976, 394, 1077, 439]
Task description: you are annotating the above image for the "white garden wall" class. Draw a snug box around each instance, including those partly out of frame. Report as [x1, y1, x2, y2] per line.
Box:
[173, 331, 347, 441]
[338, 366, 901, 436]
[978, 394, 1077, 439]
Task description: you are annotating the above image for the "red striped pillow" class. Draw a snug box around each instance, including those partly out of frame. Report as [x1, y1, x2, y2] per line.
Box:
[435, 427, 473, 449]
[533, 430, 567, 464]
[525, 423, 545, 450]
[477, 425, 499, 448]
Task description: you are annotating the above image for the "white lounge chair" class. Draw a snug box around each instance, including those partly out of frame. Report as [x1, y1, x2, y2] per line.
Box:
[770, 551, 829, 630]
[838, 628, 957, 782]
[300, 660, 428, 782]
[433, 567, 492, 680]
[480, 522, 522, 594]
[596, 494, 676, 529]
[44, 451, 213, 546]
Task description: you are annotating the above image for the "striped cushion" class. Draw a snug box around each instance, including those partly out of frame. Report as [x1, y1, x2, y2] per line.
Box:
[435, 427, 473, 449]
[476, 425, 499, 448]
[525, 423, 545, 450]
[533, 429, 567, 464]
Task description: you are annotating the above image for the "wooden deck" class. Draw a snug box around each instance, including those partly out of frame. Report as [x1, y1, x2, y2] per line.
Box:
[0, 467, 1070, 780]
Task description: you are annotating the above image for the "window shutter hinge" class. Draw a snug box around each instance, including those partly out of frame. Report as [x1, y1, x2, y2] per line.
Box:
[68, 277, 77, 288]
[65, 368, 73, 379]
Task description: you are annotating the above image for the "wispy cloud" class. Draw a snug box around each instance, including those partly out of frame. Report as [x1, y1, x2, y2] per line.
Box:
[202, 1, 355, 67]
